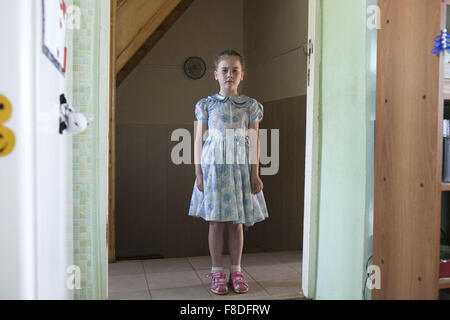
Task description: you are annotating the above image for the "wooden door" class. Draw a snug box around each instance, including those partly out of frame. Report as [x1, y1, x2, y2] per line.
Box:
[373, 0, 443, 299]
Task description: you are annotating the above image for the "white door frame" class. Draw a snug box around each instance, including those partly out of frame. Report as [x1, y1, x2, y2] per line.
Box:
[302, 0, 321, 300]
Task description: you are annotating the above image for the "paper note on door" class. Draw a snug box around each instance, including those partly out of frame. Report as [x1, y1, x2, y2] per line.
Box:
[42, 0, 67, 75]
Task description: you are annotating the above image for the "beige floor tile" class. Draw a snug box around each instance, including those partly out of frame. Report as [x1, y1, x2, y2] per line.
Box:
[244, 263, 301, 282]
[270, 250, 302, 263]
[187, 256, 212, 270]
[188, 255, 230, 270]
[146, 270, 202, 290]
[150, 285, 212, 300]
[143, 257, 193, 274]
[258, 278, 303, 298]
[108, 290, 151, 300]
[241, 252, 281, 267]
[281, 262, 302, 273]
[108, 260, 144, 276]
[109, 274, 149, 293]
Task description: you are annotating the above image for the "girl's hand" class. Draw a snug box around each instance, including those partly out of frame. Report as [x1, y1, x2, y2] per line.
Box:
[251, 174, 263, 194]
[196, 174, 204, 192]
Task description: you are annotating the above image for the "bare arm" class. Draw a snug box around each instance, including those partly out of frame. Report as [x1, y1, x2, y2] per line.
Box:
[249, 121, 263, 194]
[249, 121, 260, 177]
[194, 121, 208, 177]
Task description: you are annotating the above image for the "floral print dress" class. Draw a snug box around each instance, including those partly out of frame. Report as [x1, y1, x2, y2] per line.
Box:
[188, 93, 269, 227]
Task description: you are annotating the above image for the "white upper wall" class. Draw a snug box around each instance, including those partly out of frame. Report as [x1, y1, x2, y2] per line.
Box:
[116, 0, 307, 124]
[244, 0, 308, 102]
[117, 0, 244, 125]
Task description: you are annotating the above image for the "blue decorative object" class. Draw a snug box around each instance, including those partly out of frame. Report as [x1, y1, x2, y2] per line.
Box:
[432, 29, 450, 55]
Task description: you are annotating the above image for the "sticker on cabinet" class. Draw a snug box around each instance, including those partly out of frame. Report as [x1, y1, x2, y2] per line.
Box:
[0, 94, 15, 157]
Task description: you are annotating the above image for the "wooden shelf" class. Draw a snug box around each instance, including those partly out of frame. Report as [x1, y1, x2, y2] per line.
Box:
[442, 183, 450, 191]
[440, 277, 450, 289]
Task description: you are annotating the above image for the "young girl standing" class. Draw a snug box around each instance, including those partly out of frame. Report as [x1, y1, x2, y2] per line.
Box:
[188, 49, 269, 295]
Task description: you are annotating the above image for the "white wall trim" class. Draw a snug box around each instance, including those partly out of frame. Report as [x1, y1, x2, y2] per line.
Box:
[302, 0, 321, 300]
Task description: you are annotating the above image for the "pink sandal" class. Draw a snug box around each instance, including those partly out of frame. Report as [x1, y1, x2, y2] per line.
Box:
[206, 272, 228, 295]
[229, 271, 249, 293]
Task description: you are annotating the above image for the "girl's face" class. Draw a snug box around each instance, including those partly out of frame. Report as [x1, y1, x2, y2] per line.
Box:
[214, 55, 245, 96]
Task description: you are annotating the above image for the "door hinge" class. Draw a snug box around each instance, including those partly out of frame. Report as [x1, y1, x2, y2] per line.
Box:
[307, 39, 314, 87]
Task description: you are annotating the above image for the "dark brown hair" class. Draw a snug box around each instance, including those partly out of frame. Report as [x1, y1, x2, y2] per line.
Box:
[213, 49, 246, 71]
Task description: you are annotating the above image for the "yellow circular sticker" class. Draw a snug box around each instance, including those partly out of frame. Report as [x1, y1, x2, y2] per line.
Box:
[0, 94, 15, 156]
[0, 94, 12, 123]
[0, 125, 15, 156]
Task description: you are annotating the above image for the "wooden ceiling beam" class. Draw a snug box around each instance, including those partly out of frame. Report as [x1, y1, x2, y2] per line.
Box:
[116, 0, 194, 87]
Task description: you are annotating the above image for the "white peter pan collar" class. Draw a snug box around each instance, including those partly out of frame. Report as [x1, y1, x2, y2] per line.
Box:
[208, 93, 253, 107]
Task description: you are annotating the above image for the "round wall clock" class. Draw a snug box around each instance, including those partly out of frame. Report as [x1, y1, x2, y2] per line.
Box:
[183, 56, 206, 80]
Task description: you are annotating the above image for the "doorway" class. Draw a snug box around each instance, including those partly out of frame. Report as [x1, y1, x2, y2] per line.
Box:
[108, 0, 314, 300]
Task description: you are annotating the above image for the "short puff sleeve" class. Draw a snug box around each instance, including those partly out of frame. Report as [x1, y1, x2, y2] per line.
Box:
[249, 99, 263, 124]
[194, 99, 208, 122]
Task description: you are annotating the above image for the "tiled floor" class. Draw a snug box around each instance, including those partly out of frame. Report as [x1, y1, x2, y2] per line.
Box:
[108, 250, 305, 300]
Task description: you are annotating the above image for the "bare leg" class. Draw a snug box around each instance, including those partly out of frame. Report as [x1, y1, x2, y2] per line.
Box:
[209, 222, 226, 268]
[227, 222, 243, 266]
